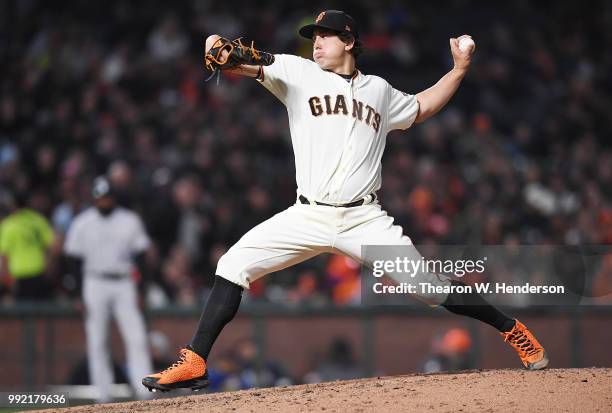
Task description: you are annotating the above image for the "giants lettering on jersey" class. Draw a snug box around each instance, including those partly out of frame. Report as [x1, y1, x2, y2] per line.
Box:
[308, 95, 381, 132]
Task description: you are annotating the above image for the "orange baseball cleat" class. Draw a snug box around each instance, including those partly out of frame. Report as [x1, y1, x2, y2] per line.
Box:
[501, 319, 549, 370]
[142, 347, 209, 392]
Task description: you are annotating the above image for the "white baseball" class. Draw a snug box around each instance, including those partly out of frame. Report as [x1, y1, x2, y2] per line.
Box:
[458, 37, 475, 53]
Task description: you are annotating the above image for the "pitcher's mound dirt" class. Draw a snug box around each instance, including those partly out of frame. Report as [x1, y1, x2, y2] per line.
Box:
[37, 368, 612, 413]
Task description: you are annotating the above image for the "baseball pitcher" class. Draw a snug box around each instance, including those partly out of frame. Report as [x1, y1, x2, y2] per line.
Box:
[143, 10, 548, 393]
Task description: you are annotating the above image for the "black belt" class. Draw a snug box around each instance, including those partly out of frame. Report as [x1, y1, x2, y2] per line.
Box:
[98, 272, 127, 280]
[299, 193, 376, 208]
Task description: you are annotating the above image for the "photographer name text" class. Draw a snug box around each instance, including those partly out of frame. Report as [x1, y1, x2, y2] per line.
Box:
[372, 282, 566, 295]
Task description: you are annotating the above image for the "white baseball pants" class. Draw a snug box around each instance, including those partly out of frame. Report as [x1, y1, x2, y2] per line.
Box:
[216, 199, 452, 306]
[83, 277, 153, 402]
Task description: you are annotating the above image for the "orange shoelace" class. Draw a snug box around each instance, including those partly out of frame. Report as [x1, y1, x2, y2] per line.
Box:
[204, 38, 234, 71]
[503, 329, 539, 357]
[234, 38, 261, 60]
[160, 349, 190, 375]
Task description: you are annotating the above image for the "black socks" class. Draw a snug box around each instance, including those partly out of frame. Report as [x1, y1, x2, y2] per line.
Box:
[190, 275, 244, 360]
[442, 280, 516, 333]
[189, 277, 515, 362]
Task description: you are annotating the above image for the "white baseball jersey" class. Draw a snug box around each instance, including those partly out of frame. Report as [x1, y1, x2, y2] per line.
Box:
[64, 207, 150, 277]
[259, 54, 419, 204]
[216, 54, 452, 306]
[64, 206, 153, 402]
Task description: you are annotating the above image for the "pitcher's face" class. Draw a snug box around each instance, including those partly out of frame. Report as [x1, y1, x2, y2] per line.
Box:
[312, 29, 349, 69]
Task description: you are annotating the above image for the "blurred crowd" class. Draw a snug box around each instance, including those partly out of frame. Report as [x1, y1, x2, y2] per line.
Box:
[1, 0, 612, 306]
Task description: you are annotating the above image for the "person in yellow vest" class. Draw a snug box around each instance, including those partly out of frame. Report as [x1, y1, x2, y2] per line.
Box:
[0, 193, 56, 301]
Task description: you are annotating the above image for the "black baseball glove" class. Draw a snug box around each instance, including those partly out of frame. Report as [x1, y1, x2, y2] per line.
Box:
[204, 37, 274, 78]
